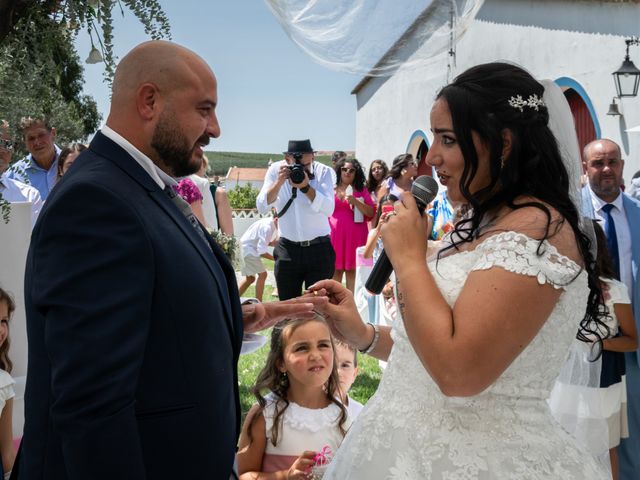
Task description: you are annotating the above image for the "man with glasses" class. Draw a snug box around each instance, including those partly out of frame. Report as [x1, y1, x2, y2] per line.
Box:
[257, 139, 336, 300]
[0, 120, 42, 226]
[6, 116, 61, 200]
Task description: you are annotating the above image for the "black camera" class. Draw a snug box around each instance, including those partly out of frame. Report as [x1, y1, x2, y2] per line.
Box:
[288, 163, 307, 184]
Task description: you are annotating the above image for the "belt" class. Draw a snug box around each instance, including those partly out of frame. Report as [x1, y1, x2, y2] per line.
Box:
[281, 235, 330, 247]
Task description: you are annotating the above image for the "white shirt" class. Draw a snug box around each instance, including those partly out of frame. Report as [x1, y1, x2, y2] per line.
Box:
[101, 126, 177, 190]
[189, 174, 218, 230]
[256, 159, 334, 241]
[588, 185, 632, 297]
[240, 217, 277, 257]
[0, 172, 43, 226]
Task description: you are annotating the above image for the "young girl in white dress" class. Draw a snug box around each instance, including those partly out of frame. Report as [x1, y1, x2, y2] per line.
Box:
[237, 316, 350, 479]
[549, 221, 637, 479]
[0, 289, 16, 479]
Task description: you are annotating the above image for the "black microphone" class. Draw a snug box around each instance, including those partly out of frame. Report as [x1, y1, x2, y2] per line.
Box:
[365, 175, 439, 295]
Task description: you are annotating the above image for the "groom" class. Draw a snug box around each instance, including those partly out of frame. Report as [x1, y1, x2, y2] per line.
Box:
[15, 41, 318, 480]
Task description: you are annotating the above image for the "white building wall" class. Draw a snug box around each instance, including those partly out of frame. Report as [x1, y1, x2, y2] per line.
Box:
[355, 0, 640, 184]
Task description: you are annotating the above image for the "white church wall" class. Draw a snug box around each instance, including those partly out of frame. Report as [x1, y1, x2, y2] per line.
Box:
[355, 0, 640, 182]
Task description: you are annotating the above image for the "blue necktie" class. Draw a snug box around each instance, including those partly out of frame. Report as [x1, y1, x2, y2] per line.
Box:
[601, 203, 620, 280]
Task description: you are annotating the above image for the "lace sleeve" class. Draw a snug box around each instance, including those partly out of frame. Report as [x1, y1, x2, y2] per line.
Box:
[471, 231, 582, 289]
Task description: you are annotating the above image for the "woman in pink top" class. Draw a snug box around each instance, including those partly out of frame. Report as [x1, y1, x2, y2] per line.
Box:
[330, 158, 375, 293]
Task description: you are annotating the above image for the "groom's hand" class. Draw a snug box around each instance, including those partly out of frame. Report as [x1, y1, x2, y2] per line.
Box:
[241, 296, 328, 333]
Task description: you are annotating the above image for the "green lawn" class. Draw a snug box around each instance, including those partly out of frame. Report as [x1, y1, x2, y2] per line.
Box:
[237, 259, 383, 420]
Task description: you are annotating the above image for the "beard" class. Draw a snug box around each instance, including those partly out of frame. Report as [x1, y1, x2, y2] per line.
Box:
[151, 112, 209, 177]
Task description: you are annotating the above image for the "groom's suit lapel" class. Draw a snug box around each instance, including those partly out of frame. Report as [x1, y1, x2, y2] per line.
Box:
[89, 131, 236, 339]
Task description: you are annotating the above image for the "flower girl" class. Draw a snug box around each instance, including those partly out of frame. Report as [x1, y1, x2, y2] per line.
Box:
[237, 316, 350, 479]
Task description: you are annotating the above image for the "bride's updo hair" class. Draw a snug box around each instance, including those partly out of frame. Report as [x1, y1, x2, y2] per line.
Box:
[436, 62, 607, 347]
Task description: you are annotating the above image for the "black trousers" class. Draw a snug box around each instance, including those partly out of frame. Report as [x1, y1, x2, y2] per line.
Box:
[274, 236, 336, 300]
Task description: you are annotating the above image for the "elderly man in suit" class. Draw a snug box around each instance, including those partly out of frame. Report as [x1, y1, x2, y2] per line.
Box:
[582, 138, 640, 480]
[15, 41, 320, 480]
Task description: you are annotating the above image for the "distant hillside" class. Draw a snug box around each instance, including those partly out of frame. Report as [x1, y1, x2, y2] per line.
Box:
[204, 151, 335, 175]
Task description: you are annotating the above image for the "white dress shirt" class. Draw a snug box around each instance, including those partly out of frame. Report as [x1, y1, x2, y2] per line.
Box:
[240, 217, 277, 257]
[190, 174, 218, 230]
[256, 159, 334, 241]
[0, 172, 43, 226]
[101, 126, 177, 189]
[588, 185, 633, 297]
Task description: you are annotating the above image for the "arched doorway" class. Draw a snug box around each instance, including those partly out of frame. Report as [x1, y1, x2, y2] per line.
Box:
[564, 89, 597, 154]
[406, 130, 432, 177]
[555, 77, 600, 159]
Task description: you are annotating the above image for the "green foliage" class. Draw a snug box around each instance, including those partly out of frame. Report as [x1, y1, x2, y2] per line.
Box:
[0, 0, 170, 156]
[227, 183, 260, 210]
[205, 150, 333, 176]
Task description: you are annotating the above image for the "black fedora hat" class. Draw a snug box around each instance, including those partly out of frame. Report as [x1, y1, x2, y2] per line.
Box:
[283, 139, 315, 154]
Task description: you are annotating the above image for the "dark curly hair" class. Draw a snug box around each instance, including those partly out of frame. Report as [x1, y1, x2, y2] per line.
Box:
[388, 153, 415, 180]
[335, 157, 366, 191]
[366, 159, 389, 194]
[436, 62, 606, 347]
[246, 316, 347, 447]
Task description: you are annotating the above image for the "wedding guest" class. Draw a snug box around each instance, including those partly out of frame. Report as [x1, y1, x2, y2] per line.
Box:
[330, 158, 375, 293]
[377, 153, 417, 199]
[366, 159, 389, 203]
[237, 316, 349, 479]
[310, 62, 608, 479]
[7, 116, 61, 200]
[0, 288, 16, 479]
[57, 144, 87, 179]
[174, 177, 206, 226]
[549, 221, 637, 480]
[188, 154, 218, 230]
[334, 341, 363, 419]
[0, 120, 42, 226]
[238, 216, 278, 302]
[204, 155, 235, 235]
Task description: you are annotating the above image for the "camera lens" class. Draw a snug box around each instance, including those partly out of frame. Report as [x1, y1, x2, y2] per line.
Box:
[289, 164, 306, 184]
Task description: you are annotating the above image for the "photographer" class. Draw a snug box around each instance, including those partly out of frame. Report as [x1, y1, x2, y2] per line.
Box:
[257, 139, 336, 300]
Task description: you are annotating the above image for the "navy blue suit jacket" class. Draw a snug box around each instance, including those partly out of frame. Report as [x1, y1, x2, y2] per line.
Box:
[16, 132, 244, 479]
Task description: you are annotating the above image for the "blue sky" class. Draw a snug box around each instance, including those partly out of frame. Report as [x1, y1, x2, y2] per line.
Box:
[75, 1, 359, 153]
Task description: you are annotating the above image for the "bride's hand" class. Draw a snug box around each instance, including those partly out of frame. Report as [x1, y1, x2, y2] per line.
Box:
[381, 192, 428, 272]
[304, 280, 370, 350]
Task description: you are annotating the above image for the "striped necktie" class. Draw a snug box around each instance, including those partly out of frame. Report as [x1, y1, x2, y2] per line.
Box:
[601, 203, 620, 280]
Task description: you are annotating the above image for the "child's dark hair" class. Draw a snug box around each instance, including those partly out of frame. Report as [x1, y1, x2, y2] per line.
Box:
[373, 194, 398, 228]
[247, 316, 347, 446]
[0, 288, 14, 373]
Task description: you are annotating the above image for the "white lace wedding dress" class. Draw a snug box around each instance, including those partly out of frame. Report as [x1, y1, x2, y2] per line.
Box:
[325, 232, 606, 479]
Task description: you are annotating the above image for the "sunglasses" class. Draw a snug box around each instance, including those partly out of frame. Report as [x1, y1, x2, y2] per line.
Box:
[0, 139, 13, 151]
[341, 167, 356, 174]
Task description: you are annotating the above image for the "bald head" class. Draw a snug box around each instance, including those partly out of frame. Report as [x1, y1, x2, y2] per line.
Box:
[105, 40, 220, 177]
[582, 138, 624, 202]
[111, 40, 213, 110]
[582, 138, 621, 163]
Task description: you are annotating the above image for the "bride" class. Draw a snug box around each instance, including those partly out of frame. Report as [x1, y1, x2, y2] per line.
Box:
[309, 63, 608, 479]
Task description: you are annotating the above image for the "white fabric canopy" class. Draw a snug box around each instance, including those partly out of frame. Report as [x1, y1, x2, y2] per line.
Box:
[264, 0, 485, 76]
